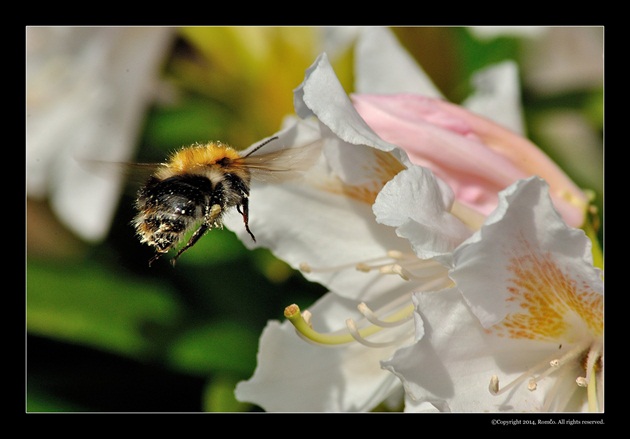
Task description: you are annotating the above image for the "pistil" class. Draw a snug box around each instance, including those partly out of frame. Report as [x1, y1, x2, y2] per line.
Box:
[284, 300, 415, 347]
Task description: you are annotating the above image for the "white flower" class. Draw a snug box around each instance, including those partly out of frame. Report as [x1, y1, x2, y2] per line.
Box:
[227, 27, 495, 412]
[227, 31, 457, 411]
[226, 27, 600, 412]
[382, 177, 603, 412]
[27, 27, 174, 241]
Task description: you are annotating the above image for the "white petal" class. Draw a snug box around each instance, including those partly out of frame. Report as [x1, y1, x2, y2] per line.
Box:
[318, 27, 362, 60]
[228, 69, 423, 301]
[354, 27, 443, 98]
[402, 397, 443, 413]
[225, 120, 413, 302]
[451, 177, 603, 328]
[295, 53, 409, 162]
[373, 166, 471, 258]
[383, 288, 560, 412]
[462, 61, 526, 135]
[235, 293, 403, 412]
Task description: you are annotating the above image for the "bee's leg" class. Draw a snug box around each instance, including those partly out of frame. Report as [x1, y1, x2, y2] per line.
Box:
[237, 199, 256, 242]
[171, 222, 209, 266]
[148, 252, 164, 267]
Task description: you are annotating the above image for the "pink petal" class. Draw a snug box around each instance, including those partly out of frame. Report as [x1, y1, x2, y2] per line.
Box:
[353, 94, 589, 227]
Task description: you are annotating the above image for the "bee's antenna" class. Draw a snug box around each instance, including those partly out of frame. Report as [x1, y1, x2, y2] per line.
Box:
[243, 136, 279, 158]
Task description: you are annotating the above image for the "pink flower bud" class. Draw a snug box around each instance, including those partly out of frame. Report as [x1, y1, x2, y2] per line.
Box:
[352, 93, 589, 228]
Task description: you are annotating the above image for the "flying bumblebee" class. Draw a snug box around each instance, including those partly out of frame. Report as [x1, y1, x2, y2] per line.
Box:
[132, 136, 318, 266]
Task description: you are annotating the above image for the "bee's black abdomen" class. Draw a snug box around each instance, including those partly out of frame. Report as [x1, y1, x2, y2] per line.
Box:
[134, 171, 254, 264]
[134, 175, 215, 253]
[138, 175, 214, 214]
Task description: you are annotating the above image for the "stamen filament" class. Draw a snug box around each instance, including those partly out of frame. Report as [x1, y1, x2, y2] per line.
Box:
[358, 302, 412, 328]
[579, 344, 602, 387]
[490, 341, 590, 396]
[587, 364, 598, 412]
[540, 365, 571, 411]
[300, 251, 450, 282]
[578, 343, 602, 412]
[490, 370, 538, 396]
[346, 319, 405, 347]
[379, 264, 411, 280]
[450, 200, 486, 231]
[300, 253, 407, 274]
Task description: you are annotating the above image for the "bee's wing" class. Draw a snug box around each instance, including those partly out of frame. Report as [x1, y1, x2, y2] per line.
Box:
[77, 158, 163, 191]
[240, 140, 322, 183]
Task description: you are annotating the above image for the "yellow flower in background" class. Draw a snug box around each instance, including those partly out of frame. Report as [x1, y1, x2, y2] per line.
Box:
[170, 27, 355, 148]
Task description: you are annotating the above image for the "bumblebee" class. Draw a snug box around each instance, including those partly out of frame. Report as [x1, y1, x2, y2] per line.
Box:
[132, 136, 317, 266]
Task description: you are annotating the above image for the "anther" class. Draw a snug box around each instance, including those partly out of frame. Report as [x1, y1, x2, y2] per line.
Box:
[378, 264, 410, 280]
[298, 251, 451, 286]
[489, 375, 500, 395]
[299, 263, 312, 273]
[302, 309, 313, 327]
[489, 340, 600, 401]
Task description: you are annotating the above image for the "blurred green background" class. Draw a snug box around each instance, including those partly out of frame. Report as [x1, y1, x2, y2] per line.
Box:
[26, 27, 603, 412]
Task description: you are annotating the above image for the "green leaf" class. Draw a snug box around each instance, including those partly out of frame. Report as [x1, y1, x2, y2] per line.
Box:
[202, 374, 253, 412]
[170, 227, 249, 266]
[27, 389, 87, 413]
[167, 320, 259, 375]
[27, 260, 182, 357]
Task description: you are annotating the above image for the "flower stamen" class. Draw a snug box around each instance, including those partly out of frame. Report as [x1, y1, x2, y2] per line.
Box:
[346, 319, 406, 348]
[358, 302, 412, 328]
[300, 250, 453, 285]
[489, 340, 602, 411]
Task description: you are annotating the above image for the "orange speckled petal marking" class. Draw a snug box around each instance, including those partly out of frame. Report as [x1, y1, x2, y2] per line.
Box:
[490, 233, 603, 342]
[313, 148, 405, 205]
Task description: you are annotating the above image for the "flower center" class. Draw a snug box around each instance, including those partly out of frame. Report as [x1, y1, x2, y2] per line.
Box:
[286, 251, 452, 347]
[489, 339, 603, 412]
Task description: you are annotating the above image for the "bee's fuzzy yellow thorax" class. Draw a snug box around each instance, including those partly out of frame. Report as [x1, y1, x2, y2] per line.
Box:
[158, 142, 241, 177]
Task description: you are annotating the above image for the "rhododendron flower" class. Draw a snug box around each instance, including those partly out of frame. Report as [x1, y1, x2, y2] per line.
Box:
[228, 52, 451, 413]
[226, 27, 600, 412]
[383, 177, 603, 412]
[227, 68, 438, 412]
